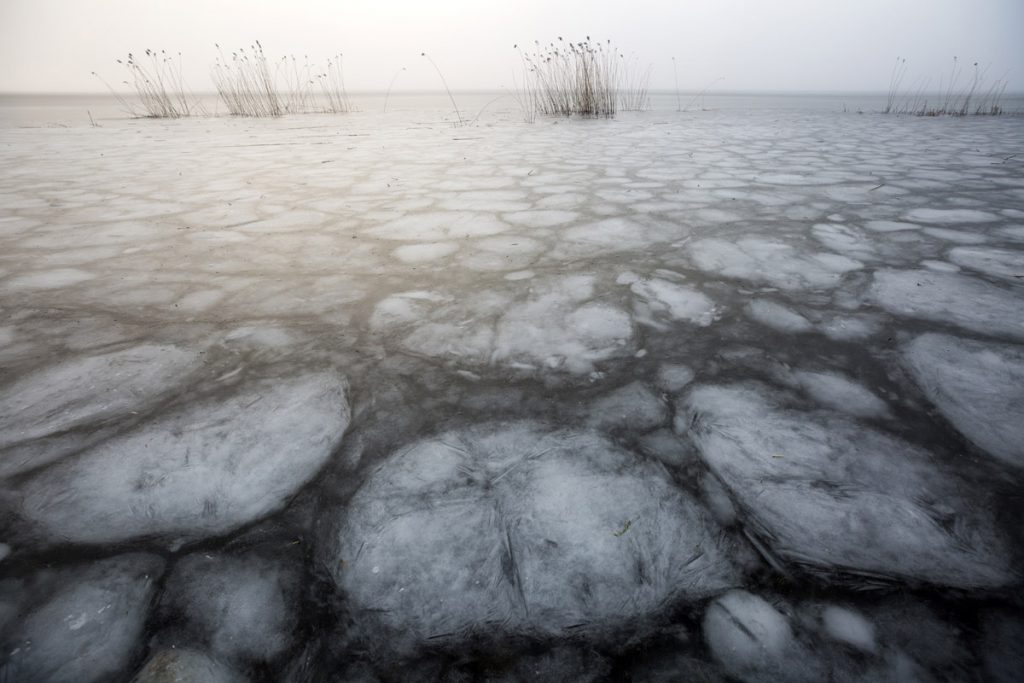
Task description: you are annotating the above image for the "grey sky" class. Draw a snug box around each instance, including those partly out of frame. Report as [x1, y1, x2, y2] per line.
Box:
[1, 0, 1022, 93]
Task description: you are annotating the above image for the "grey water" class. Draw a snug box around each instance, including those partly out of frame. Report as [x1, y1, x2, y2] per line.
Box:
[0, 92, 1022, 682]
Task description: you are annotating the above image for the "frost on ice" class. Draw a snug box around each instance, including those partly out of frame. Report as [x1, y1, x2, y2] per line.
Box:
[869, 270, 1024, 340]
[687, 237, 862, 290]
[680, 384, 1015, 588]
[903, 333, 1024, 468]
[0, 553, 163, 683]
[319, 422, 738, 654]
[14, 371, 349, 545]
[158, 552, 299, 664]
[0, 344, 200, 473]
[371, 275, 635, 374]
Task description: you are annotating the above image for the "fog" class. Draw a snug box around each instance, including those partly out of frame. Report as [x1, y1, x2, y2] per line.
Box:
[1, 0, 1022, 93]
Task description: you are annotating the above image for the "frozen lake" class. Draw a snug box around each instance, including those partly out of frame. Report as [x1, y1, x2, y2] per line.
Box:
[1, 94, 1023, 681]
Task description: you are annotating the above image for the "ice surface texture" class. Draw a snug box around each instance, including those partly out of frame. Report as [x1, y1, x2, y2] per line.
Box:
[321, 422, 738, 654]
[0, 104, 1022, 678]
[904, 333, 1024, 468]
[0, 553, 163, 683]
[159, 552, 299, 664]
[15, 371, 349, 545]
[682, 383, 1015, 588]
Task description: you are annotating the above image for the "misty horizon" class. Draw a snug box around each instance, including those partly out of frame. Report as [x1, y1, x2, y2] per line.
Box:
[2, 0, 1022, 94]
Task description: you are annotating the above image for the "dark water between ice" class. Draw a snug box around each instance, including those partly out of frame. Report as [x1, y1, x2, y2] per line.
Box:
[0, 93, 1023, 682]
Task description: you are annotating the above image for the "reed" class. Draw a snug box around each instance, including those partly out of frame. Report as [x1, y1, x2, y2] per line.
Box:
[92, 48, 202, 118]
[316, 53, 352, 113]
[276, 54, 316, 113]
[884, 57, 1007, 117]
[618, 52, 651, 111]
[212, 41, 282, 117]
[514, 37, 621, 118]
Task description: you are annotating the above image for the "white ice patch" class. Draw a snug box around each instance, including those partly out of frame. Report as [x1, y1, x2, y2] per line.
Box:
[688, 238, 862, 290]
[3, 268, 95, 290]
[562, 218, 651, 251]
[744, 300, 813, 333]
[922, 227, 988, 244]
[812, 223, 876, 260]
[819, 315, 881, 341]
[997, 225, 1024, 241]
[392, 242, 460, 263]
[369, 291, 449, 330]
[504, 270, 534, 281]
[17, 371, 349, 545]
[904, 208, 1000, 224]
[630, 278, 720, 326]
[493, 295, 634, 374]
[0, 554, 163, 682]
[656, 363, 695, 392]
[367, 211, 508, 240]
[0, 344, 200, 455]
[161, 553, 298, 663]
[821, 605, 877, 654]
[502, 210, 578, 228]
[320, 422, 737, 654]
[703, 590, 795, 678]
[790, 370, 889, 418]
[864, 220, 920, 233]
[948, 247, 1024, 282]
[921, 259, 960, 273]
[903, 333, 1024, 468]
[869, 269, 1024, 340]
[681, 383, 1014, 588]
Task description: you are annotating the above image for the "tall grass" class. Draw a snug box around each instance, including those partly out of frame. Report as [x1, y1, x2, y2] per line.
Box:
[212, 42, 282, 117]
[618, 52, 651, 111]
[92, 49, 203, 118]
[514, 37, 621, 118]
[276, 54, 316, 113]
[884, 57, 1007, 117]
[316, 54, 352, 113]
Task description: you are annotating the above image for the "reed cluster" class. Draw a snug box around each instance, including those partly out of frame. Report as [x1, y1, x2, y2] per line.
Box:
[885, 57, 1007, 117]
[212, 42, 282, 117]
[92, 49, 203, 118]
[514, 38, 623, 118]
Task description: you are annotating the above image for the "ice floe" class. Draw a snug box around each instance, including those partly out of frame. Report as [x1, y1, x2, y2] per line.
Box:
[680, 383, 1015, 588]
[0, 553, 163, 683]
[870, 269, 1024, 340]
[903, 333, 1024, 468]
[0, 343, 199, 454]
[320, 422, 738, 654]
[15, 371, 349, 545]
[948, 246, 1024, 281]
[159, 552, 298, 663]
[688, 238, 862, 290]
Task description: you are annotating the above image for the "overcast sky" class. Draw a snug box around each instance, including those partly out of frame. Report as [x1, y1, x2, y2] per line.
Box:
[1, 0, 1021, 93]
